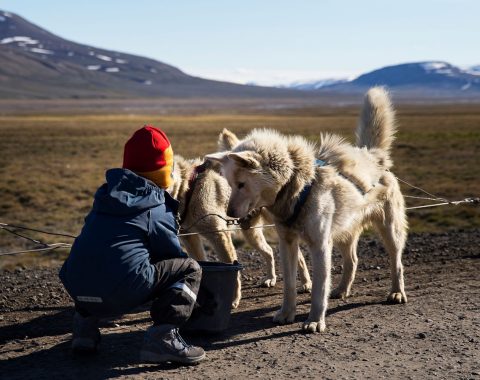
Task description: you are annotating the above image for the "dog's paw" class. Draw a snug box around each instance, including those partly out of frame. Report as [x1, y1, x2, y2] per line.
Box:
[231, 294, 241, 309]
[302, 319, 326, 333]
[387, 291, 407, 304]
[272, 308, 295, 324]
[330, 287, 349, 300]
[261, 276, 277, 288]
[297, 281, 312, 294]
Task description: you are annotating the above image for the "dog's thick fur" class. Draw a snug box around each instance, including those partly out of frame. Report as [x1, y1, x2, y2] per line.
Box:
[206, 87, 408, 332]
[168, 154, 312, 308]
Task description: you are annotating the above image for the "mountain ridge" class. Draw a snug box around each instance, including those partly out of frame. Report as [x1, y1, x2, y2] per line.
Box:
[0, 10, 307, 99]
[1, 10, 479, 101]
[276, 62, 480, 96]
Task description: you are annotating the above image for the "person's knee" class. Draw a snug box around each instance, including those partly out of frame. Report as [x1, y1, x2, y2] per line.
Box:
[185, 258, 202, 276]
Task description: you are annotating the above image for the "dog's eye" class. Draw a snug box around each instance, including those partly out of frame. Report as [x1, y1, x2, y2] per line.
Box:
[237, 182, 245, 189]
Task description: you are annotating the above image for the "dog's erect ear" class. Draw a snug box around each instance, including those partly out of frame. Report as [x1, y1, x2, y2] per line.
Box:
[227, 151, 261, 170]
[205, 152, 229, 164]
[218, 128, 240, 151]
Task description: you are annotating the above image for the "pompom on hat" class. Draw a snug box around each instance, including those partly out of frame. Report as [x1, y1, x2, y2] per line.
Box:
[123, 125, 174, 188]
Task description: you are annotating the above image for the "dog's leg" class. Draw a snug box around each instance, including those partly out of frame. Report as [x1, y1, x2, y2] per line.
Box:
[180, 234, 207, 261]
[242, 227, 277, 287]
[273, 227, 299, 325]
[205, 231, 242, 308]
[297, 248, 312, 294]
[373, 199, 408, 304]
[331, 233, 360, 299]
[302, 227, 333, 333]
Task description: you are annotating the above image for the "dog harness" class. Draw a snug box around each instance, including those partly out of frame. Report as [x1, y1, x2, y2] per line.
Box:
[179, 162, 208, 223]
[281, 158, 374, 227]
[282, 159, 326, 227]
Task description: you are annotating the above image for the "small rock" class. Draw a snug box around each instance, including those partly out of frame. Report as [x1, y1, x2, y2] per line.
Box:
[416, 332, 427, 339]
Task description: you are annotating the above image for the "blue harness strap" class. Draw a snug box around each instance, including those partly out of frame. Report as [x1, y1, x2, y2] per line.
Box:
[283, 159, 326, 227]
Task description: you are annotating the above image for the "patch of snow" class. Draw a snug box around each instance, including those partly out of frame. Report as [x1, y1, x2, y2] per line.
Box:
[435, 68, 454, 76]
[421, 62, 460, 77]
[89, 51, 95, 56]
[284, 78, 348, 90]
[0, 15, 5, 22]
[150, 68, 158, 73]
[105, 67, 119, 73]
[422, 62, 448, 71]
[461, 82, 471, 91]
[30, 47, 54, 55]
[0, 36, 38, 45]
[143, 80, 153, 85]
[115, 58, 127, 64]
[67, 51, 74, 57]
[3, 12, 12, 17]
[87, 65, 101, 70]
[96, 54, 112, 61]
[465, 65, 480, 76]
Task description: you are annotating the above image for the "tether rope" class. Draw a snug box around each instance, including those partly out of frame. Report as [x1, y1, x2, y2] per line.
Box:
[1, 177, 478, 256]
[396, 176, 449, 202]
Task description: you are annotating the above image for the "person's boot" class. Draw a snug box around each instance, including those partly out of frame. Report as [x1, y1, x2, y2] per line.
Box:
[71, 311, 101, 354]
[140, 324, 205, 364]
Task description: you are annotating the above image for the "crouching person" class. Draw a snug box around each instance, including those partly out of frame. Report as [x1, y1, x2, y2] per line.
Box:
[59, 125, 205, 364]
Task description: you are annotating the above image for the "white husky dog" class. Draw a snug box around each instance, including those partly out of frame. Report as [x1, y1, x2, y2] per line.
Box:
[168, 154, 311, 308]
[206, 87, 408, 332]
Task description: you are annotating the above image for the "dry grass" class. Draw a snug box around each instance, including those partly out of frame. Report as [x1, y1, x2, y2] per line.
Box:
[1, 105, 479, 268]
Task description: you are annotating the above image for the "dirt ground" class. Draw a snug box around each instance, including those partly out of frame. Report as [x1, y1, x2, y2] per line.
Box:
[1, 229, 479, 380]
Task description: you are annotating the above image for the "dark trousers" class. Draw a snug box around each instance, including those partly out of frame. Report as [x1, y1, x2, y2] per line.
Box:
[148, 257, 202, 326]
[75, 257, 202, 327]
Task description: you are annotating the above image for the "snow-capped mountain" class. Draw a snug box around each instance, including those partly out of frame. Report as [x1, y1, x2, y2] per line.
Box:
[466, 65, 480, 76]
[322, 62, 480, 95]
[278, 62, 480, 96]
[279, 78, 349, 90]
[1, 9, 479, 100]
[347, 61, 480, 91]
[0, 10, 302, 99]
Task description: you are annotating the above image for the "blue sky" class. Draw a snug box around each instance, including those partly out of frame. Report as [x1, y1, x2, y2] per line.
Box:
[1, 0, 478, 85]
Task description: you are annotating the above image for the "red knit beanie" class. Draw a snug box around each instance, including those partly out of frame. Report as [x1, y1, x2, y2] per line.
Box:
[123, 125, 174, 188]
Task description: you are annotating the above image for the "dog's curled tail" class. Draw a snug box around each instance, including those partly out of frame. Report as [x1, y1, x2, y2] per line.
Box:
[356, 86, 396, 154]
[218, 128, 240, 151]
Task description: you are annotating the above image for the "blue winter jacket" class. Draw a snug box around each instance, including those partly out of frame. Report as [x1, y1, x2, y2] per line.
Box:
[59, 168, 187, 316]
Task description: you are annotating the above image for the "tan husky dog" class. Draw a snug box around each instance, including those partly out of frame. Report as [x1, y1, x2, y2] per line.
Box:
[206, 87, 408, 332]
[168, 154, 311, 308]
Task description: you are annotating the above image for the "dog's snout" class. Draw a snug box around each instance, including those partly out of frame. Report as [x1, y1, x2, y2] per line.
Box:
[226, 203, 238, 218]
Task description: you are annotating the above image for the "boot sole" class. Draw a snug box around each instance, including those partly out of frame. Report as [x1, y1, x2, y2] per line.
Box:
[140, 350, 206, 364]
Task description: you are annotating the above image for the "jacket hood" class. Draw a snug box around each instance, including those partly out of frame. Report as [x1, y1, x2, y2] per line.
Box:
[93, 168, 165, 215]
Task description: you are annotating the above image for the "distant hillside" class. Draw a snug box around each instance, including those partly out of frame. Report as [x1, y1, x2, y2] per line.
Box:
[0, 10, 305, 99]
[323, 62, 480, 96]
[272, 62, 480, 99]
